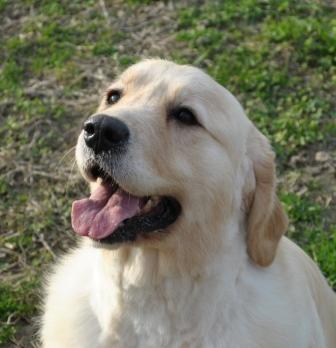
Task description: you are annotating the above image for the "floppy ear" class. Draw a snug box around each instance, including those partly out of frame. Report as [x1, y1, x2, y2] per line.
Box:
[245, 128, 288, 267]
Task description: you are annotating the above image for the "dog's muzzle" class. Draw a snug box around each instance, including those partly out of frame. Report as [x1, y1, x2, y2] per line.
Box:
[73, 114, 182, 246]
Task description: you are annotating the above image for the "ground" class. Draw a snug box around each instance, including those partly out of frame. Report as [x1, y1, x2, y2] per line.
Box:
[0, 0, 335, 346]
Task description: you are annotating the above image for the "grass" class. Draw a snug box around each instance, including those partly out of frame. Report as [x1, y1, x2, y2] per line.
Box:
[176, 1, 336, 159]
[0, 0, 335, 345]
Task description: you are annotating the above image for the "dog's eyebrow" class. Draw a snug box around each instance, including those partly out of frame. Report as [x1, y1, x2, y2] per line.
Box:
[106, 76, 123, 89]
[104, 82, 123, 94]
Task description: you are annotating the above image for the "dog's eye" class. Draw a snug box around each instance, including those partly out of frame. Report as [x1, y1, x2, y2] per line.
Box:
[170, 107, 199, 126]
[106, 90, 122, 105]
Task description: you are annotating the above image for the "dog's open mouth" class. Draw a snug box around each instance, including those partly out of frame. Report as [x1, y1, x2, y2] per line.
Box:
[71, 164, 181, 244]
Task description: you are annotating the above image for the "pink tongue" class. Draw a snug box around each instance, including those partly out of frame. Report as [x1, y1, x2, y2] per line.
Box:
[71, 185, 141, 240]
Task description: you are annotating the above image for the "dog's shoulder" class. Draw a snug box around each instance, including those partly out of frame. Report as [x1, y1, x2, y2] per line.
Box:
[278, 237, 336, 347]
[41, 244, 100, 348]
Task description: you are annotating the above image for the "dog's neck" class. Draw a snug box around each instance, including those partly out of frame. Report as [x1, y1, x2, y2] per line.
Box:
[91, 215, 248, 286]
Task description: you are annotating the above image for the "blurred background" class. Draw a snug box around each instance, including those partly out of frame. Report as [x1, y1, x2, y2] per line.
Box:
[0, 0, 335, 346]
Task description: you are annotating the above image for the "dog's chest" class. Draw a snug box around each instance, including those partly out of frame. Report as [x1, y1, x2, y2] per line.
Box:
[91, 271, 236, 348]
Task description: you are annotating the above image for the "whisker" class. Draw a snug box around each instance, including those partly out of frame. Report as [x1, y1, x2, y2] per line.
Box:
[58, 146, 76, 166]
[64, 158, 78, 196]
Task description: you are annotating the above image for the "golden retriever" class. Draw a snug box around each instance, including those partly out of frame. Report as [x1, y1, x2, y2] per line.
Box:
[41, 59, 336, 348]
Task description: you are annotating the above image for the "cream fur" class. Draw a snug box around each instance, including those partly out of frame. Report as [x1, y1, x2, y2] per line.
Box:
[41, 60, 336, 348]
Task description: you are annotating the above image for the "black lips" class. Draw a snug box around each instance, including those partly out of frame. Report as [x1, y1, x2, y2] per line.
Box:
[98, 196, 181, 244]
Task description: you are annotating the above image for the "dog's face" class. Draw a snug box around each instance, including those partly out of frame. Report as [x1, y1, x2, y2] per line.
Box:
[73, 60, 288, 267]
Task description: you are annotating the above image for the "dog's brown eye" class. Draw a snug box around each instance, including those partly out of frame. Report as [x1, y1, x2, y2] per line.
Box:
[170, 107, 199, 126]
[107, 90, 121, 105]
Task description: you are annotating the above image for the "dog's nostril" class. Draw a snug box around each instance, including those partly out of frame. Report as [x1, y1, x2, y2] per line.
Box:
[84, 122, 95, 136]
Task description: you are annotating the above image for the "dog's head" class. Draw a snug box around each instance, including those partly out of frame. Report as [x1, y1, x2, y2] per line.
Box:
[72, 59, 288, 267]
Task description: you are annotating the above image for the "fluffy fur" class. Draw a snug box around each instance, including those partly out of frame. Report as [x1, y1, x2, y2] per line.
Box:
[41, 60, 336, 348]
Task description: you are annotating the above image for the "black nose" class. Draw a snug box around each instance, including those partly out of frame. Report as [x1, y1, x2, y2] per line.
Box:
[83, 115, 130, 153]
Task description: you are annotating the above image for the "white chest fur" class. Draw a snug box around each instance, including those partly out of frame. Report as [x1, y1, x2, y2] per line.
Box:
[87, 241, 326, 348]
[42, 239, 331, 348]
[90, 248, 245, 348]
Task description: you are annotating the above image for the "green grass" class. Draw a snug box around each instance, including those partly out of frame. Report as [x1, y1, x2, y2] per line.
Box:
[0, 279, 39, 344]
[0, 0, 335, 345]
[175, 0, 336, 159]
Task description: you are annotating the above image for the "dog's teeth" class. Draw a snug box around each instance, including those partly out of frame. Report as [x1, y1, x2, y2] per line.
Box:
[142, 199, 153, 214]
[140, 196, 161, 214]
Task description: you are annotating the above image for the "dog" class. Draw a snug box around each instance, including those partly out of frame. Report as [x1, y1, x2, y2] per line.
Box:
[41, 59, 336, 348]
